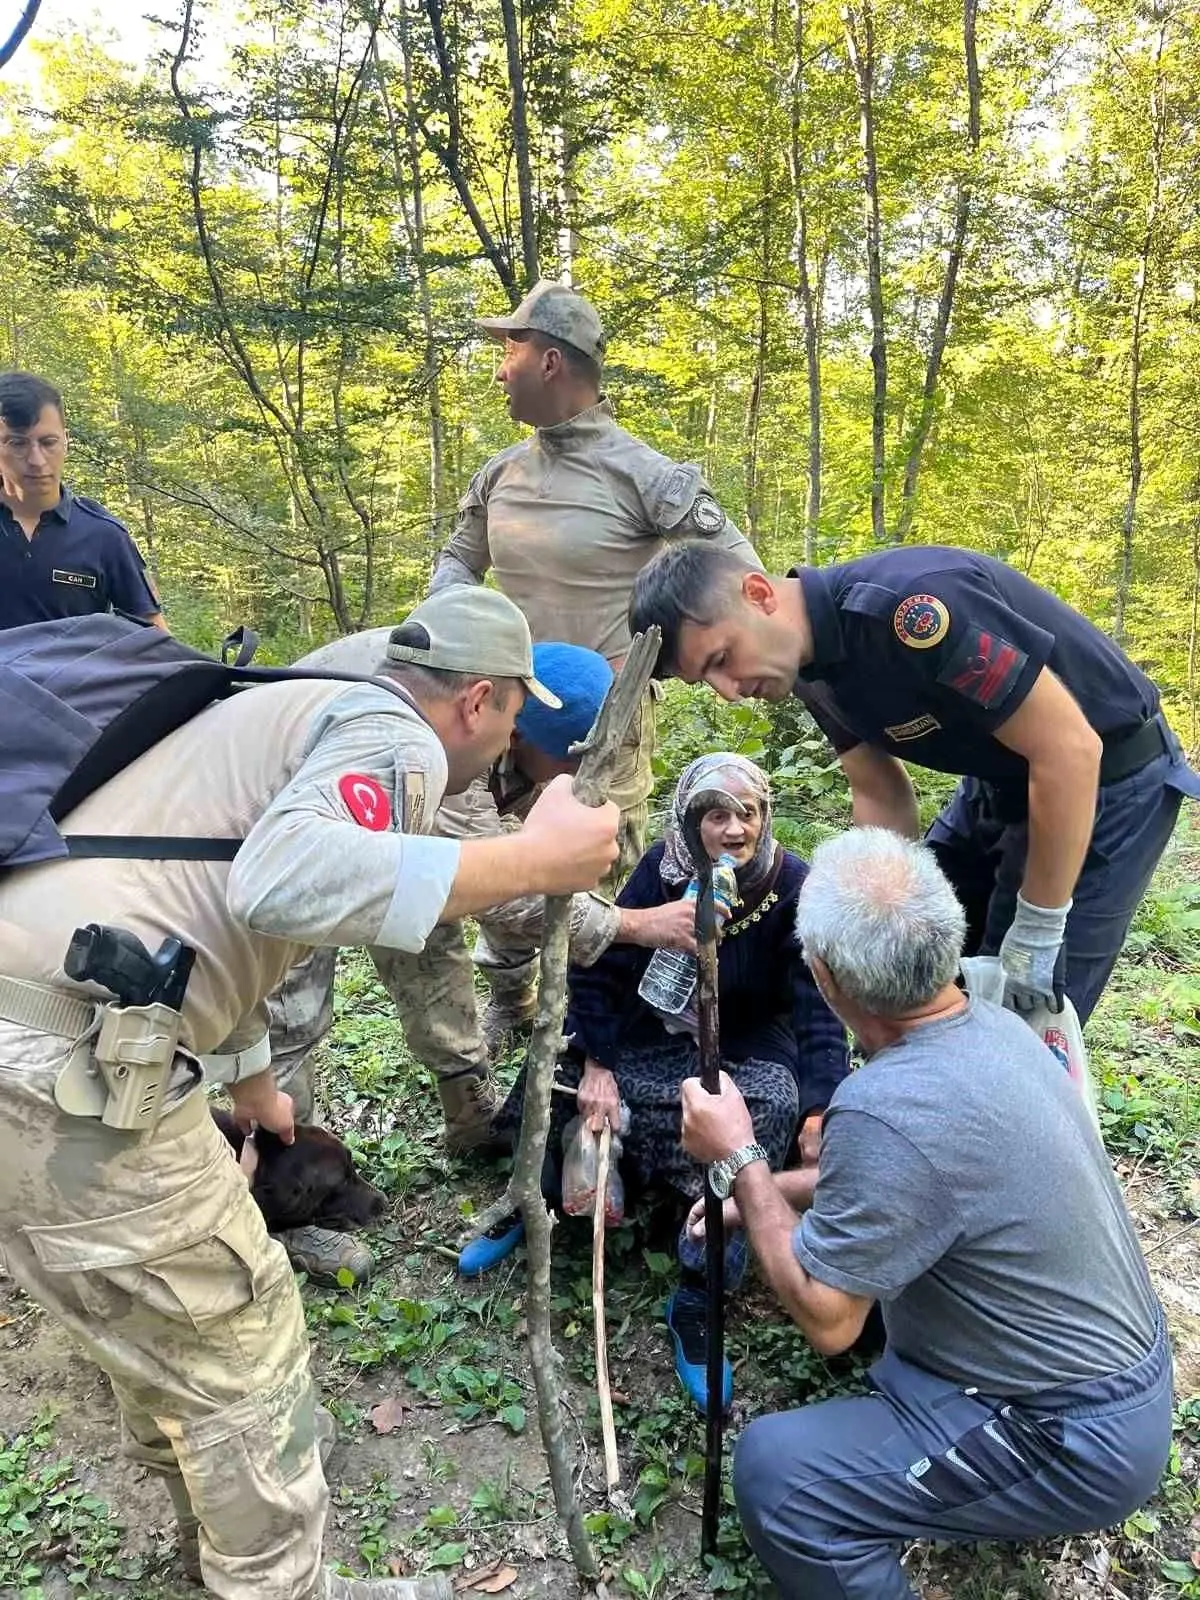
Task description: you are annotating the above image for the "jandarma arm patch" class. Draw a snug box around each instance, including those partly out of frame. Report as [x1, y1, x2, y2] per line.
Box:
[893, 594, 950, 649]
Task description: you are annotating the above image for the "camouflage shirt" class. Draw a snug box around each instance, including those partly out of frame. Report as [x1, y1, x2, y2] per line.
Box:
[431, 399, 759, 661]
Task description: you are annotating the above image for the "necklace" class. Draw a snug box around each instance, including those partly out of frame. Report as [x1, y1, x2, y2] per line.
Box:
[725, 890, 779, 937]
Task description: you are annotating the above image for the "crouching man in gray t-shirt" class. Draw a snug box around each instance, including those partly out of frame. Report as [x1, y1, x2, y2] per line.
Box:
[682, 827, 1172, 1600]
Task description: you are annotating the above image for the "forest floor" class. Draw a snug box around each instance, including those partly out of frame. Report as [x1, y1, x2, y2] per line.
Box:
[2, 831, 1198, 1600]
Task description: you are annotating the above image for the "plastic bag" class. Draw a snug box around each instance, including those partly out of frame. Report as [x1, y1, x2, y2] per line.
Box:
[959, 955, 1101, 1131]
[561, 1107, 629, 1226]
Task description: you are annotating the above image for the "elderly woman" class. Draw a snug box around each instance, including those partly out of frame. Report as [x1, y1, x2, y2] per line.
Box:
[464, 754, 848, 1410]
[564, 753, 848, 1409]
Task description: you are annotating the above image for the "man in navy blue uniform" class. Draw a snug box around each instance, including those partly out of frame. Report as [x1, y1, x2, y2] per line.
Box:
[0, 372, 165, 630]
[630, 541, 1200, 1022]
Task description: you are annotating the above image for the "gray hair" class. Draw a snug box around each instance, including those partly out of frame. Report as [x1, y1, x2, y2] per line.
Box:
[795, 828, 966, 1016]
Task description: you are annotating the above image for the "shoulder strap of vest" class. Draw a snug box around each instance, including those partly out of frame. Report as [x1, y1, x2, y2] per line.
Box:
[58, 667, 434, 862]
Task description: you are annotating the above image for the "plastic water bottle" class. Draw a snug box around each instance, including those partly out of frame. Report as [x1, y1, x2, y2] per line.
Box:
[638, 853, 739, 1032]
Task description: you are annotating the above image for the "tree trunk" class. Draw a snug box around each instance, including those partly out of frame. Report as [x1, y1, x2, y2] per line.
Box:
[893, 0, 981, 542]
[844, 0, 887, 542]
[420, 0, 519, 299]
[373, 22, 446, 553]
[1114, 14, 1168, 646]
[743, 167, 770, 542]
[788, 0, 822, 561]
[499, 0, 540, 285]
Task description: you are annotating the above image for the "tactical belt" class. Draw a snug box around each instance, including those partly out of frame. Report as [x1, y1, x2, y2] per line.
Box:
[0, 975, 267, 1078]
[0, 973, 210, 1135]
[1099, 715, 1174, 788]
[0, 974, 94, 1037]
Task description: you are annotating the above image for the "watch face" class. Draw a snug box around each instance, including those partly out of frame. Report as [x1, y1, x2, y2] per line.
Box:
[708, 1163, 729, 1200]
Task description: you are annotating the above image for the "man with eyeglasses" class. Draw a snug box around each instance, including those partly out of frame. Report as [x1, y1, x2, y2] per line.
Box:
[0, 371, 166, 630]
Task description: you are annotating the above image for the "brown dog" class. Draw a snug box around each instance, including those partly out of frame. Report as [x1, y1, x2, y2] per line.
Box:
[211, 1108, 387, 1234]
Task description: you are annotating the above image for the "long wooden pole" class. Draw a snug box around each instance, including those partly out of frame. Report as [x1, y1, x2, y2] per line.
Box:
[681, 787, 744, 1559]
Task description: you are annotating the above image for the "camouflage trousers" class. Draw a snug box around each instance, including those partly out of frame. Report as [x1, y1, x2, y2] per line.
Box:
[268, 690, 656, 1091]
[0, 1019, 327, 1600]
[269, 934, 488, 1100]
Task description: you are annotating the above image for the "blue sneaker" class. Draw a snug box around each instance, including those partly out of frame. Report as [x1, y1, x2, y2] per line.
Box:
[458, 1213, 524, 1276]
[677, 1220, 749, 1292]
[665, 1287, 733, 1414]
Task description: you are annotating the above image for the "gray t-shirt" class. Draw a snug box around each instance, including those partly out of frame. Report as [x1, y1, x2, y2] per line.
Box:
[794, 997, 1159, 1394]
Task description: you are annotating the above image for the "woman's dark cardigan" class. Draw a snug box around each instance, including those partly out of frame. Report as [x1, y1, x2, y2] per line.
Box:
[565, 841, 849, 1122]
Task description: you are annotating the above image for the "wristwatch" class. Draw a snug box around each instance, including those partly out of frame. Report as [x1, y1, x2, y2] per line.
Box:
[707, 1142, 769, 1200]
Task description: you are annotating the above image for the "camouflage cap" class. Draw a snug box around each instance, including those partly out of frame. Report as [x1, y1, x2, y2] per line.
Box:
[388, 588, 562, 707]
[476, 279, 606, 366]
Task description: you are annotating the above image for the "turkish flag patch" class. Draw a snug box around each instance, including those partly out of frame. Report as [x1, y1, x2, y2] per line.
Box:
[337, 773, 391, 831]
[937, 626, 1028, 710]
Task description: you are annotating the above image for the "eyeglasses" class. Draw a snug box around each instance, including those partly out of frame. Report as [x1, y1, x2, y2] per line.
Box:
[0, 433, 66, 456]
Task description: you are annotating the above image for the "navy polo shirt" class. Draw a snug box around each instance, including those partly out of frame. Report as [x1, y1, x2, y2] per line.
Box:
[791, 546, 1159, 803]
[0, 486, 160, 629]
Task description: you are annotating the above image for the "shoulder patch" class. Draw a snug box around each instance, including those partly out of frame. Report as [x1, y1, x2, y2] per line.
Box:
[337, 773, 391, 831]
[660, 464, 694, 507]
[937, 626, 1028, 710]
[893, 593, 950, 650]
[690, 493, 727, 535]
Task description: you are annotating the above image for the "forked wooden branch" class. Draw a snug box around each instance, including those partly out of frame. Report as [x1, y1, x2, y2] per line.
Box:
[459, 626, 660, 1580]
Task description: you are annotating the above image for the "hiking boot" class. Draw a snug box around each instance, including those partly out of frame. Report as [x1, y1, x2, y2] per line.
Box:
[439, 1070, 499, 1155]
[480, 991, 537, 1060]
[320, 1569, 454, 1600]
[665, 1287, 733, 1415]
[278, 1225, 373, 1286]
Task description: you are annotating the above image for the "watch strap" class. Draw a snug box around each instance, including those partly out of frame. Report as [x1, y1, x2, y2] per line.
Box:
[709, 1140, 769, 1198]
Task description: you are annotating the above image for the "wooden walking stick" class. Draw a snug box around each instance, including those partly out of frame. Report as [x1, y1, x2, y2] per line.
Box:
[681, 787, 747, 1560]
[458, 626, 659, 1578]
[592, 1122, 621, 1492]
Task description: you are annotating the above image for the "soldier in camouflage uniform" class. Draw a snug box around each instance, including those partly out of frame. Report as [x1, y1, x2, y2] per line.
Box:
[430, 279, 761, 1044]
[0, 588, 619, 1600]
[269, 634, 704, 1284]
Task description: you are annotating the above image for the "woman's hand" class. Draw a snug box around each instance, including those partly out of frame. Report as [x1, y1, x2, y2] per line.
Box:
[686, 1193, 742, 1241]
[578, 1058, 621, 1132]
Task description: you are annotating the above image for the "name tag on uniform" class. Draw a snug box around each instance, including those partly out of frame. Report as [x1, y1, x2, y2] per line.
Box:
[403, 771, 426, 833]
[884, 714, 942, 742]
[51, 568, 97, 589]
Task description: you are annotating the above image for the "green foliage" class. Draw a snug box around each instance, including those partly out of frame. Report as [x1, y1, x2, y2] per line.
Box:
[1, 0, 1199, 723]
[0, 1409, 133, 1595]
[311, 1288, 526, 1429]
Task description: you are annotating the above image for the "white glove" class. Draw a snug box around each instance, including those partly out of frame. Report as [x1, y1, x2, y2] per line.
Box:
[999, 894, 1070, 1013]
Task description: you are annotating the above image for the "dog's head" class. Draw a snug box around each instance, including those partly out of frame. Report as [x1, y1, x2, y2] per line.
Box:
[213, 1110, 387, 1233]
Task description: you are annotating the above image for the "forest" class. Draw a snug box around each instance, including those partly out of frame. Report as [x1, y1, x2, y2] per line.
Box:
[2, 8, 1200, 1596]
[2, 0, 1199, 742]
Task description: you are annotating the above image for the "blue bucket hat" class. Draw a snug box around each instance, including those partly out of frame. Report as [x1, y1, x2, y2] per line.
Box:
[514, 643, 613, 759]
